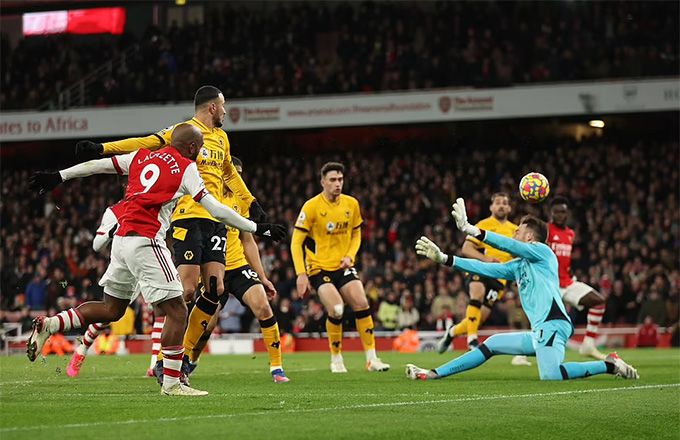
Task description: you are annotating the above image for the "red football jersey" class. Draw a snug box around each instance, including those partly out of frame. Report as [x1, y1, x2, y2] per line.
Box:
[112, 147, 209, 240]
[110, 200, 125, 220]
[548, 223, 575, 288]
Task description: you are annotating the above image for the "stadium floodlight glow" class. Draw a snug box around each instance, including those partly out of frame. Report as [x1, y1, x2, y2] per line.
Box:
[589, 120, 605, 128]
[23, 8, 126, 36]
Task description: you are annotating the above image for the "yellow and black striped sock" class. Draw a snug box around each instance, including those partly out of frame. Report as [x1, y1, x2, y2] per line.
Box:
[183, 277, 219, 355]
[465, 300, 483, 338]
[259, 314, 282, 369]
[326, 316, 343, 355]
[354, 307, 376, 352]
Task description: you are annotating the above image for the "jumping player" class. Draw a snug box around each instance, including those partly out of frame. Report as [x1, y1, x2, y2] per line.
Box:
[27, 124, 286, 396]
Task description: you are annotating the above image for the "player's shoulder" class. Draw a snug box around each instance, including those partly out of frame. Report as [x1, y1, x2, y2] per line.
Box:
[109, 200, 125, 218]
[475, 216, 496, 228]
[340, 193, 360, 206]
[507, 220, 519, 231]
[305, 193, 324, 207]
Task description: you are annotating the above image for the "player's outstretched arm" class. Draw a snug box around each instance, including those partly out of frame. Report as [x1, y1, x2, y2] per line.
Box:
[28, 156, 130, 194]
[199, 194, 286, 242]
[76, 133, 165, 156]
[480, 231, 546, 262]
[415, 236, 517, 281]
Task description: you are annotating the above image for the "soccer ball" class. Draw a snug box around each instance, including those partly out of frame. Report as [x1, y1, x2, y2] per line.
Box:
[519, 172, 550, 203]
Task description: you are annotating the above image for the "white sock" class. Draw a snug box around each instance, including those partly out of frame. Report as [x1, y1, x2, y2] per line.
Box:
[270, 365, 282, 372]
[331, 354, 344, 364]
[161, 346, 184, 389]
[48, 309, 83, 333]
[365, 348, 377, 362]
[467, 334, 478, 344]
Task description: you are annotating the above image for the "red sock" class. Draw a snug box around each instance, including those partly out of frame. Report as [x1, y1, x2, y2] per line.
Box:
[586, 304, 605, 339]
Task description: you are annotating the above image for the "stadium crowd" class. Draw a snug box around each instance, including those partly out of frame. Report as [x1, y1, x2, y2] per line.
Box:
[2, 1, 678, 110]
[1, 132, 678, 339]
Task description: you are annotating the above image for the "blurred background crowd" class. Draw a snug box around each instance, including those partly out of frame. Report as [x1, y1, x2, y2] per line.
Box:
[2, 129, 678, 338]
[2, 1, 678, 110]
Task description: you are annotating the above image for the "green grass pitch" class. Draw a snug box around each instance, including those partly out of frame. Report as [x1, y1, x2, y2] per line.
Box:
[1, 349, 679, 440]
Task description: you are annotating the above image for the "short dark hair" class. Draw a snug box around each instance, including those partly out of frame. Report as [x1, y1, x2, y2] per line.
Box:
[550, 196, 570, 208]
[194, 85, 222, 108]
[320, 162, 345, 178]
[491, 192, 509, 203]
[520, 215, 548, 243]
[231, 156, 243, 168]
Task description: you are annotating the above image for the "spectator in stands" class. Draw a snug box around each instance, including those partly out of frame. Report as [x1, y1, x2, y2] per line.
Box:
[637, 288, 667, 326]
[637, 316, 659, 348]
[219, 295, 246, 333]
[396, 293, 420, 330]
[430, 288, 456, 325]
[377, 291, 400, 330]
[24, 273, 47, 311]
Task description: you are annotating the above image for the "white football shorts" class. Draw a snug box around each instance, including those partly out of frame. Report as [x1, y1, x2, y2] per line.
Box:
[559, 280, 594, 310]
[99, 236, 183, 305]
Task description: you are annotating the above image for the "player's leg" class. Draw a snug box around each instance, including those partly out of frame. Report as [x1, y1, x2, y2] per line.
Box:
[315, 276, 347, 373]
[407, 331, 534, 380]
[183, 272, 221, 361]
[183, 222, 227, 356]
[149, 309, 165, 376]
[154, 295, 206, 395]
[67, 322, 109, 377]
[132, 237, 207, 396]
[27, 293, 129, 362]
[533, 321, 639, 380]
[339, 274, 390, 372]
[562, 282, 607, 360]
[446, 277, 485, 351]
[241, 280, 289, 383]
[185, 303, 221, 371]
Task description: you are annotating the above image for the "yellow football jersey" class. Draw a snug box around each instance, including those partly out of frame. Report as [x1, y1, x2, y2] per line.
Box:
[223, 191, 249, 271]
[293, 193, 363, 276]
[466, 216, 518, 263]
[102, 118, 254, 223]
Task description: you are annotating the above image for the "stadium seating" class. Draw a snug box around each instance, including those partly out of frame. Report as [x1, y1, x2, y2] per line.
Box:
[1, 1, 678, 110]
[2, 132, 678, 333]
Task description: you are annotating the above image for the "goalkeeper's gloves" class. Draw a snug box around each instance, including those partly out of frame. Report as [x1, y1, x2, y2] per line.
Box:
[254, 223, 287, 242]
[75, 140, 104, 155]
[28, 171, 63, 195]
[249, 200, 267, 223]
[415, 236, 449, 265]
[451, 198, 481, 237]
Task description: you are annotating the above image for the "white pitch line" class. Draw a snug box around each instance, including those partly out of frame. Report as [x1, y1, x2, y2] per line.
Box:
[1, 383, 677, 433]
[0, 368, 325, 386]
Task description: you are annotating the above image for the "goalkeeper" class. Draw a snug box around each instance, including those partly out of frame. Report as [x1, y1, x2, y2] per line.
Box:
[406, 199, 639, 381]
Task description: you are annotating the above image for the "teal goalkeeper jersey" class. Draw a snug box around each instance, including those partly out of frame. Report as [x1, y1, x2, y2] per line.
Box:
[452, 231, 572, 331]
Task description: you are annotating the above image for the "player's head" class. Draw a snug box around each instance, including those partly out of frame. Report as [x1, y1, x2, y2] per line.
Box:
[194, 85, 226, 128]
[515, 215, 548, 243]
[550, 196, 570, 226]
[320, 162, 345, 197]
[170, 123, 204, 160]
[489, 192, 511, 221]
